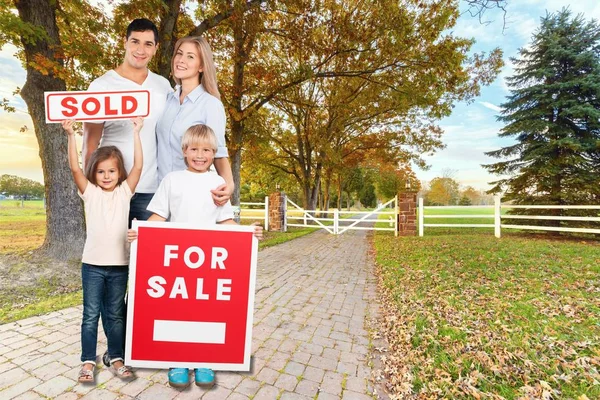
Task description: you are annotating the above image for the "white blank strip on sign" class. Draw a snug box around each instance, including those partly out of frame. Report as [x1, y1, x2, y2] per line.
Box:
[153, 320, 226, 344]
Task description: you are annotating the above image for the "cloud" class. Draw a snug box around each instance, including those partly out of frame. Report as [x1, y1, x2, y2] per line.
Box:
[479, 102, 502, 112]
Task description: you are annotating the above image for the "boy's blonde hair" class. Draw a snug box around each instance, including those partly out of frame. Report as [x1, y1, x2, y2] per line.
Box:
[181, 124, 218, 166]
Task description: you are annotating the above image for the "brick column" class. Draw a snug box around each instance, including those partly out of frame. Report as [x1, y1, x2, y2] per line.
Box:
[268, 191, 286, 232]
[397, 191, 417, 236]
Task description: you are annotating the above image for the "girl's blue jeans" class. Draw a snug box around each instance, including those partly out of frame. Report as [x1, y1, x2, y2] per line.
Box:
[80, 263, 128, 363]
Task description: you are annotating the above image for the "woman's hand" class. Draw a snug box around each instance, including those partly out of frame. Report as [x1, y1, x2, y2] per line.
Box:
[211, 183, 233, 206]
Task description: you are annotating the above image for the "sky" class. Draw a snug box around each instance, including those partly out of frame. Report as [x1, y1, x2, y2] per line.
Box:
[1, 1, 600, 189]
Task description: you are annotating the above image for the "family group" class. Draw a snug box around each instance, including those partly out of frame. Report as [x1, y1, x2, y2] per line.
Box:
[62, 18, 262, 389]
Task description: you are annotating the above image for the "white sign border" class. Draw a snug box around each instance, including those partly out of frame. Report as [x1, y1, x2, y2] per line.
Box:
[125, 220, 258, 371]
[44, 89, 152, 123]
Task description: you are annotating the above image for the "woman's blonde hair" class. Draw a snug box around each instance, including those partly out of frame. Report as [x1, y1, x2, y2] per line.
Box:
[172, 36, 221, 100]
[181, 124, 218, 166]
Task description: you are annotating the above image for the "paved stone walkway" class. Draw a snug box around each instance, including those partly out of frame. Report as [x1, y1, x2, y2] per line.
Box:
[0, 230, 381, 399]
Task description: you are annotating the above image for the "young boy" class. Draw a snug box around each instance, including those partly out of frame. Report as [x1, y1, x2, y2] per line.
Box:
[128, 124, 262, 388]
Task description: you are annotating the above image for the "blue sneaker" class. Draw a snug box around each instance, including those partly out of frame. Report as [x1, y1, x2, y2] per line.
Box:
[194, 368, 215, 387]
[168, 368, 190, 388]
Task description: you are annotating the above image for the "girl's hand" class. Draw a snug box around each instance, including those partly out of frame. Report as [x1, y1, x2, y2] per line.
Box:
[61, 120, 76, 136]
[127, 228, 138, 243]
[251, 222, 263, 241]
[211, 183, 233, 206]
[132, 117, 144, 134]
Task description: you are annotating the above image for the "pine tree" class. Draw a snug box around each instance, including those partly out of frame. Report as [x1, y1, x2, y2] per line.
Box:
[484, 9, 600, 216]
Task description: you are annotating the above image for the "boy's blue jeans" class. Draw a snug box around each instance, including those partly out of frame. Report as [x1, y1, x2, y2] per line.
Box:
[81, 263, 128, 363]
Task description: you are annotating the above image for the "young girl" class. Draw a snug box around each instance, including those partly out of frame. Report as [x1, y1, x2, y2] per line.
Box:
[62, 118, 143, 383]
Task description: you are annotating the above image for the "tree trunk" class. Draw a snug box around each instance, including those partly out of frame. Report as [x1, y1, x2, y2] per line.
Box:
[307, 178, 320, 211]
[15, 0, 85, 260]
[337, 176, 342, 210]
[156, 0, 182, 81]
[228, 14, 248, 207]
[230, 120, 243, 206]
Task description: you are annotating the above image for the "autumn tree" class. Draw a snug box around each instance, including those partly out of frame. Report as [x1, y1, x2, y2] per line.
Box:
[427, 177, 460, 206]
[460, 185, 481, 205]
[243, 0, 501, 209]
[484, 9, 600, 211]
[1, 0, 504, 258]
[0, 0, 116, 259]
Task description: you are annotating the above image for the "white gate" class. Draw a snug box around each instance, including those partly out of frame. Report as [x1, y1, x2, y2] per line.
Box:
[285, 196, 398, 235]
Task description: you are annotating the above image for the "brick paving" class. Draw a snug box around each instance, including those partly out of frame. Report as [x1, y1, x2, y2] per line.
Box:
[0, 230, 382, 399]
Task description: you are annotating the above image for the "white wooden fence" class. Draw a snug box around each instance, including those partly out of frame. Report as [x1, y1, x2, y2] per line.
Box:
[286, 197, 398, 235]
[418, 196, 600, 237]
[235, 196, 269, 231]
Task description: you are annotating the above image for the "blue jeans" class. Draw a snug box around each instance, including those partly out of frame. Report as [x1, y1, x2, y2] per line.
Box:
[98, 192, 154, 360]
[129, 192, 154, 227]
[81, 263, 129, 363]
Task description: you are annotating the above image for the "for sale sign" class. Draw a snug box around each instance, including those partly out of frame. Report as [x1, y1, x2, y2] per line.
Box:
[125, 221, 258, 371]
[44, 90, 151, 123]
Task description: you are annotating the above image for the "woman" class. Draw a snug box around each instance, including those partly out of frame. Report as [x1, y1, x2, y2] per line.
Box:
[156, 36, 233, 206]
[155, 36, 233, 388]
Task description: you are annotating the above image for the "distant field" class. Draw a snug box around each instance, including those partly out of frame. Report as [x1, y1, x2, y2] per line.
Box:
[0, 200, 46, 253]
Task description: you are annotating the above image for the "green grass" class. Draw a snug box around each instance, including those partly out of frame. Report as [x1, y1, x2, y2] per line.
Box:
[259, 227, 316, 249]
[0, 291, 83, 323]
[0, 200, 318, 323]
[372, 228, 600, 399]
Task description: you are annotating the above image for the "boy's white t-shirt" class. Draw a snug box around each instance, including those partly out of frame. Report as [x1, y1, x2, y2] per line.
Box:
[79, 182, 133, 266]
[147, 170, 234, 223]
[87, 70, 173, 193]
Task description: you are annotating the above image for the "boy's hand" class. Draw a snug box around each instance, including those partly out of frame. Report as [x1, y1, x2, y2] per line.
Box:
[132, 117, 144, 133]
[127, 228, 138, 243]
[61, 120, 75, 136]
[251, 222, 263, 241]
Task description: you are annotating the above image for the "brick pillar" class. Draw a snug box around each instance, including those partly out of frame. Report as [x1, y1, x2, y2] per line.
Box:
[397, 191, 417, 236]
[268, 191, 286, 232]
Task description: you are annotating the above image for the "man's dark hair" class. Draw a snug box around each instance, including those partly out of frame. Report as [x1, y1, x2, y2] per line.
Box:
[126, 18, 159, 44]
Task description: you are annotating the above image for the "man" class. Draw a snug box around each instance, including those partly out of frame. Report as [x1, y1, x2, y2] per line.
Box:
[83, 18, 172, 222]
[82, 18, 172, 372]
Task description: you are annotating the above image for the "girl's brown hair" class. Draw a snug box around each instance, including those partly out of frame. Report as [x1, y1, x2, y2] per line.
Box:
[85, 146, 127, 187]
[172, 36, 221, 100]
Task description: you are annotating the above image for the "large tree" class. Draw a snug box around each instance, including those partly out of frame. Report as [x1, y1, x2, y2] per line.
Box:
[1, 0, 504, 259]
[484, 9, 600, 211]
[238, 0, 502, 209]
[0, 0, 98, 259]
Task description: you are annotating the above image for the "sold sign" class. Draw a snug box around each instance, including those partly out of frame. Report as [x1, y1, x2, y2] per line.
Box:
[44, 90, 151, 123]
[125, 221, 258, 371]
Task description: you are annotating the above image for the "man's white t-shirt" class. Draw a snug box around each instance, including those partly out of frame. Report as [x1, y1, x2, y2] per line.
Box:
[147, 170, 234, 223]
[87, 70, 172, 193]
